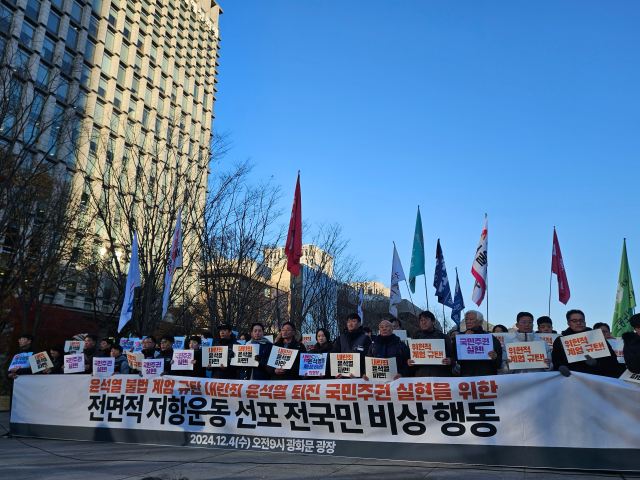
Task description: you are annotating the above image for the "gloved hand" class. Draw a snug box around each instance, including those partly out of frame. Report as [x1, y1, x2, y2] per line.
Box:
[558, 365, 571, 377]
[228, 351, 235, 359]
[584, 354, 597, 367]
[255, 355, 262, 363]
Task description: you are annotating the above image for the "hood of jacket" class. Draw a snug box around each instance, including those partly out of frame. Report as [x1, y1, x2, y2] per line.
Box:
[274, 331, 301, 345]
[312, 340, 334, 353]
[622, 331, 640, 344]
[115, 354, 127, 362]
[374, 333, 400, 346]
[247, 337, 272, 345]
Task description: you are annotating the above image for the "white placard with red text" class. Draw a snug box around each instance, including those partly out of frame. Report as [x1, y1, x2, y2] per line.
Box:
[408, 339, 445, 365]
[492, 332, 516, 351]
[505, 341, 548, 369]
[64, 354, 85, 373]
[171, 349, 194, 370]
[607, 338, 625, 364]
[561, 329, 610, 363]
[230, 344, 259, 367]
[64, 341, 82, 354]
[127, 352, 143, 370]
[93, 357, 115, 376]
[330, 353, 360, 377]
[302, 334, 313, 344]
[28, 352, 53, 373]
[365, 357, 397, 381]
[267, 347, 299, 369]
[456, 334, 494, 360]
[203, 346, 228, 368]
[537, 333, 559, 352]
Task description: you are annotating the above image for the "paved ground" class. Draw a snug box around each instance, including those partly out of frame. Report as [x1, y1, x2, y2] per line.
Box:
[0, 412, 638, 480]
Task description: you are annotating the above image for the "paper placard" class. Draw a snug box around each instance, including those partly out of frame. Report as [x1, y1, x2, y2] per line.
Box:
[299, 353, 327, 377]
[64, 341, 82, 354]
[28, 352, 53, 373]
[127, 352, 143, 370]
[230, 344, 259, 367]
[492, 332, 516, 351]
[93, 357, 115, 376]
[505, 341, 548, 369]
[132, 340, 143, 353]
[365, 356, 397, 381]
[395, 330, 408, 343]
[264, 335, 274, 343]
[142, 358, 164, 377]
[537, 333, 560, 352]
[301, 334, 313, 345]
[267, 347, 299, 369]
[201, 338, 213, 348]
[171, 349, 194, 370]
[619, 369, 640, 384]
[330, 353, 360, 377]
[607, 338, 625, 364]
[561, 329, 610, 363]
[237, 340, 246, 345]
[8, 352, 33, 371]
[172, 337, 186, 350]
[64, 354, 85, 373]
[304, 341, 315, 352]
[408, 339, 446, 365]
[456, 334, 494, 360]
[203, 346, 228, 368]
[120, 338, 139, 351]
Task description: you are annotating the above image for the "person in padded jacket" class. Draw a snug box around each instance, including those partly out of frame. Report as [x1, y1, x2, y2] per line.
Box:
[308, 328, 333, 378]
[238, 323, 273, 380]
[622, 314, 640, 374]
[206, 323, 240, 379]
[407, 311, 453, 377]
[452, 310, 503, 377]
[362, 320, 409, 381]
[332, 313, 372, 378]
[267, 322, 307, 381]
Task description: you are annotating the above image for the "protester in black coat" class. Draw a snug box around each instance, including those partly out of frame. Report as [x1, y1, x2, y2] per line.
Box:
[239, 323, 273, 380]
[307, 328, 333, 378]
[408, 311, 454, 377]
[182, 336, 206, 377]
[364, 321, 410, 380]
[97, 338, 114, 358]
[81, 334, 100, 374]
[622, 314, 640, 374]
[332, 313, 372, 378]
[451, 311, 503, 377]
[267, 322, 307, 381]
[207, 324, 240, 380]
[8, 333, 36, 378]
[158, 335, 175, 374]
[43, 343, 64, 374]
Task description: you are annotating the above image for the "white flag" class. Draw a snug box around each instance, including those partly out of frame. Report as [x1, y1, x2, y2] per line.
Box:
[390, 244, 406, 316]
[118, 232, 141, 332]
[358, 286, 364, 322]
[162, 210, 183, 319]
[471, 214, 488, 306]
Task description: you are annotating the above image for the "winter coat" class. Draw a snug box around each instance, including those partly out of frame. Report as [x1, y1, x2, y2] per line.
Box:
[452, 328, 503, 377]
[47, 357, 64, 374]
[13, 345, 35, 375]
[157, 348, 174, 374]
[238, 338, 273, 381]
[552, 327, 619, 377]
[622, 331, 640, 374]
[267, 332, 307, 380]
[129, 348, 160, 374]
[209, 335, 240, 380]
[332, 327, 372, 376]
[366, 334, 410, 378]
[501, 332, 552, 374]
[96, 347, 112, 358]
[410, 329, 453, 377]
[83, 345, 100, 374]
[114, 354, 130, 374]
[183, 349, 206, 378]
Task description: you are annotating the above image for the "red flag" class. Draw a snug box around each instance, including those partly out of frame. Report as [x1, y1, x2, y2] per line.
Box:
[285, 173, 302, 277]
[551, 228, 570, 304]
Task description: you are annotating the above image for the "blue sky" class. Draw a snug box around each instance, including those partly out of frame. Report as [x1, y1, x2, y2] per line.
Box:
[212, 1, 639, 329]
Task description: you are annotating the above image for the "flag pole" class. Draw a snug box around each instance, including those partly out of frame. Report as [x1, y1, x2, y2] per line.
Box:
[486, 259, 489, 324]
[395, 241, 419, 321]
[419, 205, 429, 311]
[549, 227, 554, 317]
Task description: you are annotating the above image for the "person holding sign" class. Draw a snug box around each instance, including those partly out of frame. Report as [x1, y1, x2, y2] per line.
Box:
[238, 323, 273, 380]
[207, 323, 239, 379]
[623, 314, 640, 374]
[501, 312, 552, 374]
[362, 320, 408, 381]
[157, 335, 176, 374]
[552, 309, 619, 377]
[267, 322, 306, 380]
[81, 334, 100, 374]
[308, 328, 334, 378]
[332, 313, 372, 378]
[7, 333, 36, 379]
[452, 310, 503, 377]
[408, 311, 453, 377]
[129, 336, 160, 374]
[110, 344, 130, 374]
[97, 338, 114, 358]
[177, 337, 205, 377]
[43, 344, 64, 374]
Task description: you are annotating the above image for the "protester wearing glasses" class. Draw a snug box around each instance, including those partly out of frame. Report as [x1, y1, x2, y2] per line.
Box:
[552, 309, 619, 377]
[502, 312, 552, 374]
[267, 322, 307, 380]
[451, 310, 503, 377]
[332, 313, 372, 379]
[207, 323, 240, 380]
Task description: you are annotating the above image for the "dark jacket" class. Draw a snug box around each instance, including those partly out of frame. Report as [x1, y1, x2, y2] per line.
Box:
[96, 347, 112, 358]
[410, 328, 453, 377]
[114, 354, 130, 374]
[308, 340, 333, 378]
[158, 348, 174, 374]
[209, 335, 240, 380]
[83, 345, 100, 374]
[552, 327, 620, 377]
[452, 328, 503, 377]
[267, 333, 307, 381]
[332, 327, 372, 376]
[130, 348, 160, 374]
[13, 344, 35, 375]
[622, 331, 640, 374]
[366, 334, 410, 378]
[184, 349, 206, 378]
[47, 357, 64, 374]
[238, 338, 273, 380]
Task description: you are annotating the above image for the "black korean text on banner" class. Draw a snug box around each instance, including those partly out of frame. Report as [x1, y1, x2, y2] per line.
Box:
[267, 347, 298, 370]
[408, 339, 445, 365]
[365, 357, 397, 380]
[505, 342, 547, 369]
[330, 353, 360, 377]
[561, 329, 610, 363]
[93, 357, 115, 376]
[456, 334, 493, 360]
[230, 344, 259, 367]
[203, 346, 228, 368]
[28, 352, 53, 373]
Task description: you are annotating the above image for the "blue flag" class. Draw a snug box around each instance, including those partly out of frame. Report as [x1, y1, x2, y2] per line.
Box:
[451, 268, 465, 327]
[433, 239, 454, 308]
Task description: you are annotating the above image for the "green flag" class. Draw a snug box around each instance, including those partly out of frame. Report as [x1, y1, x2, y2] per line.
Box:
[612, 239, 636, 337]
[409, 207, 425, 294]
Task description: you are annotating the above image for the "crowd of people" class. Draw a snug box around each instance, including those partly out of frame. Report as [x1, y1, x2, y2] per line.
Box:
[7, 310, 640, 382]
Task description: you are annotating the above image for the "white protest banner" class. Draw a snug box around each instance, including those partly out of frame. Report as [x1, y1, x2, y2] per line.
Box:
[408, 339, 445, 365]
[93, 357, 115, 376]
[299, 353, 327, 377]
[492, 332, 516, 351]
[265, 335, 274, 343]
[395, 330, 408, 343]
[201, 338, 213, 348]
[64, 340, 82, 354]
[142, 358, 164, 377]
[127, 352, 143, 371]
[230, 344, 258, 367]
[132, 340, 143, 353]
[172, 349, 194, 370]
[365, 357, 397, 381]
[619, 369, 640, 384]
[64, 354, 85, 373]
[561, 329, 610, 363]
[28, 352, 53, 373]
[537, 333, 559, 352]
[8, 352, 32, 371]
[505, 341, 548, 369]
[172, 337, 186, 350]
[302, 334, 313, 345]
[203, 346, 228, 368]
[607, 338, 625, 364]
[456, 334, 494, 360]
[330, 353, 360, 377]
[10, 374, 640, 471]
[305, 341, 315, 352]
[267, 347, 299, 369]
